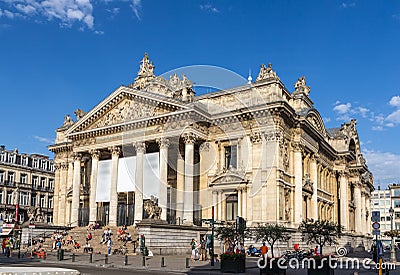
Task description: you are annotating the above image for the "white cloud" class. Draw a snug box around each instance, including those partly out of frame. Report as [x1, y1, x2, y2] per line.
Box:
[357, 107, 369, 118]
[341, 2, 356, 8]
[33, 135, 54, 143]
[200, 4, 219, 13]
[386, 109, 400, 124]
[364, 149, 400, 184]
[0, 0, 95, 29]
[389, 95, 400, 107]
[322, 117, 331, 123]
[130, 0, 141, 20]
[333, 102, 351, 114]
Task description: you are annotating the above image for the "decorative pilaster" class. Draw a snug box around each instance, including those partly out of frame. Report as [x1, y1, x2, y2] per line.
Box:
[310, 154, 318, 220]
[157, 138, 170, 221]
[134, 142, 146, 223]
[109, 146, 120, 226]
[182, 133, 197, 224]
[251, 132, 263, 221]
[242, 186, 248, 219]
[339, 171, 348, 230]
[89, 150, 100, 224]
[71, 153, 82, 227]
[361, 190, 366, 234]
[354, 183, 362, 233]
[52, 163, 61, 225]
[217, 191, 222, 221]
[292, 142, 303, 224]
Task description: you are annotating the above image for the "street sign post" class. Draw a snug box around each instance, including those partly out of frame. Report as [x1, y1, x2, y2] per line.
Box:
[372, 222, 380, 230]
[371, 211, 380, 222]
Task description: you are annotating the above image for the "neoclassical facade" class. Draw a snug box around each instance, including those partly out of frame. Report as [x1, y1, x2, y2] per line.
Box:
[49, 54, 374, 235]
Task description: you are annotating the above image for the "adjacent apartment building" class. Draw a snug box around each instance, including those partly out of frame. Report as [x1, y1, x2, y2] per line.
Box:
[371, 184, 400, 233]
[0, 145, 55, 224]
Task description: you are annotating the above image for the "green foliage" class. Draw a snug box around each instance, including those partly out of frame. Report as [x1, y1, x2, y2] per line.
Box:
[298, 219, 343, 255]
[220, 252, 246, 261]
[254, 223, 291, 257]
[384, 229, 399, 238]
[215, 223, 252, 242]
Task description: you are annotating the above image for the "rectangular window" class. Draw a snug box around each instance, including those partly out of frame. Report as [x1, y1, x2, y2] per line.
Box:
[31, 194, 37, 206]
[6, 192, 13, 204]
[40, 177, 46, 189]
[394, 200, 400, 208]
[19, 192, 29, 206]
[225, 193, 238, 221]
[0, 153, 5, 162]
[8, 154, 15, 163]
[224, 145, 237, 169]
[48, 179, 54, 190]
[32, 176, 38, 188]
[0, 171, 4, 183]
[48, 197, 53, 208]
[40, 196, 46, 208]
[20, 174, 27, 184]
[386, 216, 392, 221]
[8, 172, 14, 183]
[395, 212, 400, 219]
[41, 160, 47, 170]
[0, 192, 3, 204]
[21, 156, 28, 166]
[381, 217, 386, 222]
[33, 159, 38, 168]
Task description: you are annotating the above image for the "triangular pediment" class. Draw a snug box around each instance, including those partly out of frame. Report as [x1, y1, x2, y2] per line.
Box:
[66, 86, 189, 136]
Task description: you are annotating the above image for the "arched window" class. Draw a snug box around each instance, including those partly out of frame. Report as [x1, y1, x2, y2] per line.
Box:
[349, 139, 356, 154]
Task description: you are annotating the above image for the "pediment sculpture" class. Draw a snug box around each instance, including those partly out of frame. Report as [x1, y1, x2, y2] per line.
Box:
[256, 63, 280, 82]
[143, 196, 162, 219]
[294, 76, 310, 96]
[302, 173, 314, 193]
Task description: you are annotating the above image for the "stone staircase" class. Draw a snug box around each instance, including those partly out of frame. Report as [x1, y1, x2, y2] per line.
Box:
[39, 225, 139, 255]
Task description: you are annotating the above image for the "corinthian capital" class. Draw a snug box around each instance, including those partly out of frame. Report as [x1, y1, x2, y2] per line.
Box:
[90, 149, 100, 160]
[133, 142, 146, 154]
[156, 137, 170, 149]
[291, 141, 304, 153]
[182, 132, 198, 144]
[108, 146, 121, 157]
[72, 152, 82, 161]
[250, 132, 263, 144]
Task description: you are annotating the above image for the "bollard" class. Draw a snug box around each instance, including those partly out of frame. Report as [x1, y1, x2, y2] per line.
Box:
[186, 257, 190, 268]
[18, 251, 21, 259]
[105, 254, 108, 265]
[161, 257, 165, 267]
[89, 253, 93, 263]
[43, 252, 46, 260]
[124, 255, 128, 266]
[159, 248, 162, 255]
[72, 253, 75, 262]
[142, 255, 146, 266]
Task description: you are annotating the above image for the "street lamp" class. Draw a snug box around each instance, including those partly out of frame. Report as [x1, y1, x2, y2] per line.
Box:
[389, 207, 396, 262]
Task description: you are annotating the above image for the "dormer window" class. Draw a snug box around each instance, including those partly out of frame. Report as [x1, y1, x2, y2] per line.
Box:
[224, 145, 237, 169]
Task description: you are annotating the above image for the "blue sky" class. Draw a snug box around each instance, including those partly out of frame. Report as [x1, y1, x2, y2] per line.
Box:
[0, 0, 399, 186]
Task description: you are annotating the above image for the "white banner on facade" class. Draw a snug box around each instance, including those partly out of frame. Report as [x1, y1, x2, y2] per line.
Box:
[143, 152, 159, 199]
[117, 156, 136, 192]
[96, 159, 112, 202]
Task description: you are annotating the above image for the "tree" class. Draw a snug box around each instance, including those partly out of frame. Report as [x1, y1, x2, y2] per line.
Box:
[215, 222, 252, 252]
[254, 223, 291, 257]
[298, 219, 343, 256]
[384, 229, 399, 238]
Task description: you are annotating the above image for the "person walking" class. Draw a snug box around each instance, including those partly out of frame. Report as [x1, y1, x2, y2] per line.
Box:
[107, 238, 113, 255]
[260, 242, 268, 258]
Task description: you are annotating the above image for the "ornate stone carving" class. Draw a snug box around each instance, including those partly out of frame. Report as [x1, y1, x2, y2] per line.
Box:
[108, 146, 121, 157]
[157, 137, 170, 149]
[27, 206, 44, 223]
[256, 63, 280, 82]
[132, 52, 156, 89]
[143, 196, 162, 219]
[72, 152, 82, 161]
[291, 141, 304, 152]
[303, 173, 314, 193]
[294, 76, 310, 95]
[199, 142, 211, 152]
[94, 99, 158, 129]
[133, 142, 146, 154]
[74, 109, 87, 120]
[250, 132, 262, 144]
[182, 132, 198, 144]
[89, 149, 100, 159]
[63, 114, 74, 127]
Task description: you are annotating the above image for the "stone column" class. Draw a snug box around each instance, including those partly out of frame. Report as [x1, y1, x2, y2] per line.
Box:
[182, 133, 196, 224]
[354, 183, 362, 233]
[293, 142, 303, 224]
[242, 186, 247, 219]
[108, 147, 120, 226]
[89, 150, 100, 224]
[365, 194, 371, 234]
[71, 153, 81, 227]
[250, 132, 262, 221]
[310, 155, 318, 220]
[361, 190, 366, 234]
[176, 157, 185, 222]
[52, 164, 61, 225]
[339, 171, 348, 230]
[212, 190, 218, 219]
[134, 142, 146, 223]
[157, 138, 170, 221]
[238, 188, 242, 217]
[217, 191, 222, 221]
[57, 163, 68, 226]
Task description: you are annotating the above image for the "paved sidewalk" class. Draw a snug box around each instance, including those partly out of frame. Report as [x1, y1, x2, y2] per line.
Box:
[1, 251, 399, 274]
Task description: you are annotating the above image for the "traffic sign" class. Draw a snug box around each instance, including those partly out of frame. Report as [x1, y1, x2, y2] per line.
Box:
[372, 229, 381, 235]
[371, 211, 381, 222]
[28, 224, 35, 229]
[372, 222, 380, 230]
